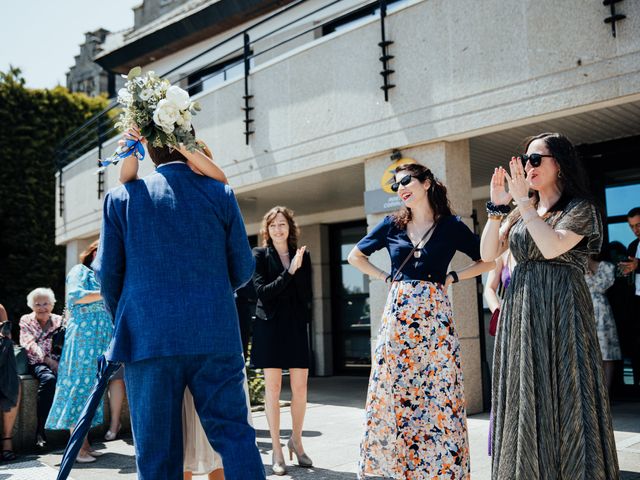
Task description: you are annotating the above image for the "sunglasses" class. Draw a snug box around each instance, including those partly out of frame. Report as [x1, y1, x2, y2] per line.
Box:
[518, 153, 554, 168]
[391, 174, 427, 192]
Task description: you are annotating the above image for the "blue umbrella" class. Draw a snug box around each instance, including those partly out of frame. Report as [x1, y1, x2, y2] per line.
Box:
[56, 355, 122, 480]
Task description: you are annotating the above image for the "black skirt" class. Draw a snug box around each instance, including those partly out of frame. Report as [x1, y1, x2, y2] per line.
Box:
[250, 309, 310, 369]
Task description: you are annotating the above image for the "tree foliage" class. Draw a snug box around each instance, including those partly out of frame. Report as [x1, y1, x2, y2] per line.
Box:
[0, 67, 108, 333]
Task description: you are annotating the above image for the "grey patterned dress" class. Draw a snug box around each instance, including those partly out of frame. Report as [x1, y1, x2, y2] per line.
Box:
[585, 261, 622, 361]
[491, 199, 620, 480]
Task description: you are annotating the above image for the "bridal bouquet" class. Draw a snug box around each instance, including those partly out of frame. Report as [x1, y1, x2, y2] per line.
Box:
[101, 66, 201, 166]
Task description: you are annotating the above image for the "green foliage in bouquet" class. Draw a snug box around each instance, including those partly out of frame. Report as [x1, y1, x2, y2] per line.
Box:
[0, 67, 108, 330]
[116, 67, 202, 152]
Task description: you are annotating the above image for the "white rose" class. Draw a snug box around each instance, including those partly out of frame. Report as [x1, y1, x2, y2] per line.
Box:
[153, 99, 180, 133]
[117, 88, 133, 105]
[165, 85, 191, 110]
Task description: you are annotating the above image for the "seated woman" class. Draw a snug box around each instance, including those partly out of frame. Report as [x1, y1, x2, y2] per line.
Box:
[0, 319, 20, 461]
[19, 288, 63, 448]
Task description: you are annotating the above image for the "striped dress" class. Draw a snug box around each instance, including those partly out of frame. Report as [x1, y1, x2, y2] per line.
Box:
[491, 198, 620, 479]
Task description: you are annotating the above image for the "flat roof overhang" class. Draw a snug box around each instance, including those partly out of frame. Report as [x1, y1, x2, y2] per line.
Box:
[95, 0, 294, 73]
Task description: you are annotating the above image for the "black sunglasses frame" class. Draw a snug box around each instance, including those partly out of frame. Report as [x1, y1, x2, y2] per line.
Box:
[518, 153, 554, 168]
[391, 173, 428, 193]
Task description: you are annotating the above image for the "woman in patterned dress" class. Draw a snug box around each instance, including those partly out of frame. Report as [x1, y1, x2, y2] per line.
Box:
[480, 132, 619, 479]
[46, 240, 118, 463]
[348, 162, 494, 479]
[585, 254, 622, 393]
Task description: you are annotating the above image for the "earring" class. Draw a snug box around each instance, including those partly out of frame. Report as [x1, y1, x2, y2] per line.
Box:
[558, 170, 563, 178]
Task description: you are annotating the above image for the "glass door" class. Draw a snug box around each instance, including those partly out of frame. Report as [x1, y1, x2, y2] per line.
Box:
[330, 221, 371, 375]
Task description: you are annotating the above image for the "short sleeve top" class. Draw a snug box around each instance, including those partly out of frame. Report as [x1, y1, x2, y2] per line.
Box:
[356, 214, 481, 283]
[66, 264, 101, 307]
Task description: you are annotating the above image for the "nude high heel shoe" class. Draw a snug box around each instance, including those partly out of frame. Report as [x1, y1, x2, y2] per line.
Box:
[287, 438, 313, 467]
[271, 452, 286, 475]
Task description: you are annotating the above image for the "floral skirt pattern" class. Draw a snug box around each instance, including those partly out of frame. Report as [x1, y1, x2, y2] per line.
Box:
[46, 303, 113, 430]
[359, 281, 470, 479]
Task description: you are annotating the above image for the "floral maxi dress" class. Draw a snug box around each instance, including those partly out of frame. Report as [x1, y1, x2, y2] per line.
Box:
[46, 264, 113, 430]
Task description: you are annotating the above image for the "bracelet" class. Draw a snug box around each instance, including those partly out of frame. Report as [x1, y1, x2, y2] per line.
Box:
[488, 214, 504, 221]
[486, 201, 510, 217]
[384, 274, 392, 284]
[447, 271, 459, 283]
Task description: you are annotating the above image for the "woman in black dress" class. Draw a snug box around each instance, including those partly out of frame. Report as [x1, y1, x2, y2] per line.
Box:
[251, 206, 312, 475]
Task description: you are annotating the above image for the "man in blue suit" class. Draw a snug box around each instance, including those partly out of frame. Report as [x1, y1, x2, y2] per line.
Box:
[94, 144, 265, 479]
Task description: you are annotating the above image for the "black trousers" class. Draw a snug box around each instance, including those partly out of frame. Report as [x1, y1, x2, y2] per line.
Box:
[29, 363, 57, 435]
[632, 296, 640, 385]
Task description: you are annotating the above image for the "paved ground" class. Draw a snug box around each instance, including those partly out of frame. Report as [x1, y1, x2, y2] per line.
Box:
[2, 377, 639, 479]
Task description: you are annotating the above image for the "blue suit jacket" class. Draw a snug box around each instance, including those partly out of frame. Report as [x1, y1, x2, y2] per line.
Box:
[93, 163, 254, 363]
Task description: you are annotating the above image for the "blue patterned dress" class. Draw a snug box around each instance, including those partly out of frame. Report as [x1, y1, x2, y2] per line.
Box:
[46, 264, 113, 430]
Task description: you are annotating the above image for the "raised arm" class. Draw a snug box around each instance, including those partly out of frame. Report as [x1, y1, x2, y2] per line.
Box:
[505, 158, 585, 260]
[481, 167, 511, 262]
[177, 141, 228, 184]
[118, 127, 144, 183]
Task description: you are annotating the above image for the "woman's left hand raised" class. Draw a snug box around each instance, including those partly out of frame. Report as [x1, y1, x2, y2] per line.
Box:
[504, 157, 530, 205]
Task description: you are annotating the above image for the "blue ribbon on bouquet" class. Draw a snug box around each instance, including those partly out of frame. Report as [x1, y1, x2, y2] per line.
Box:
[100, 138, 145, 167]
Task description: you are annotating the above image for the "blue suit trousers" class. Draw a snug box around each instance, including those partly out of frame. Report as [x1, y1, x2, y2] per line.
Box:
[124, 353, 265, 480]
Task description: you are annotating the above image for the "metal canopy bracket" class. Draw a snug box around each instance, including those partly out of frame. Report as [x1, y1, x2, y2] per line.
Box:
[242, 32, 255, 145]
[378, 0, 395, 101]
[603, 0, 626, 38]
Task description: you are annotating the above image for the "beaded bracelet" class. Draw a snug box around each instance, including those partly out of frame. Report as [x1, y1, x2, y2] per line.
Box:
[486, 201, 510, 218]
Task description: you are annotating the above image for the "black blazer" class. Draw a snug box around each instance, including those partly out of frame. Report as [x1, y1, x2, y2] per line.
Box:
[628, 238, 640, 273]
[252, 246, 312, 322]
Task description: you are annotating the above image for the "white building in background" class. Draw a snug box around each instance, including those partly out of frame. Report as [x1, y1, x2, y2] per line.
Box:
[56, 0, 640, 413]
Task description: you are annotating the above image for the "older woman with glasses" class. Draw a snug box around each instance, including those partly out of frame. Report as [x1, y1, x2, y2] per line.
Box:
[19, 287, 63, 448]
[349, 162, 494, 479]
[481, 133, 619, 479]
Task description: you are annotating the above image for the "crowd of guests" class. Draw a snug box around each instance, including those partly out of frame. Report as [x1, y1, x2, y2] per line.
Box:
[0, 131, 639, 480]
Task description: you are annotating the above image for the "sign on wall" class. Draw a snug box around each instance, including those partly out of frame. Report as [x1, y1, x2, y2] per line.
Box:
[365, 157, 416, 215]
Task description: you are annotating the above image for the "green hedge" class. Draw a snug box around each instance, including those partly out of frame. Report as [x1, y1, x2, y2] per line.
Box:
[0, 68, 109, 332]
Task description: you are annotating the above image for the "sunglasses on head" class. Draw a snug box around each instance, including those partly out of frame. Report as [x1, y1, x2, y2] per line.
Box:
[391, 173, 427, 192]
[518, 153, 554, 168]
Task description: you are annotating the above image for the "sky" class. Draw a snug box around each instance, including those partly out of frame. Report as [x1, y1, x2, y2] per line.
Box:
[1, 1, 141, 89]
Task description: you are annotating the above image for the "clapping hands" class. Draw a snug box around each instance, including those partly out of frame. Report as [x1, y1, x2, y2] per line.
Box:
[490, 157, 531, 206]
[288, 246, 307, 275]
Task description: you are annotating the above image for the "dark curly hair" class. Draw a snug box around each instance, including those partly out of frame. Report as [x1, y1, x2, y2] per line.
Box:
[503, 132, 595, 235]
[80, 240, 100, 268]
[260, 206, 300, 250]
[391, 163, 453, 229]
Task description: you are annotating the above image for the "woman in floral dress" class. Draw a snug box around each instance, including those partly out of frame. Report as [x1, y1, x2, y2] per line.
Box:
[585, 255, 622, 392]
[46, 240, 114, 462]
[348, 162, 494, 479]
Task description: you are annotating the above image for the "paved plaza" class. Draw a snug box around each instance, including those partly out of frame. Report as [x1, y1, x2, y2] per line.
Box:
[2, 377, 639, 479]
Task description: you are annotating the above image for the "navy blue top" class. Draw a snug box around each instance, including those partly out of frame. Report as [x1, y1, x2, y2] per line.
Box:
[356, 215, 481, 284]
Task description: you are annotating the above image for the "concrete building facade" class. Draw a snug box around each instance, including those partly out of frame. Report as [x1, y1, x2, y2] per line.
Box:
[55, 0, 640, 413]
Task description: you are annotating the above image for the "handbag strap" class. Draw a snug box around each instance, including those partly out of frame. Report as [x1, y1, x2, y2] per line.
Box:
[392, 222, 438, 282]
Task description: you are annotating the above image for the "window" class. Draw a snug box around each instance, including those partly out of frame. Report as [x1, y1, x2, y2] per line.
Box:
[604, 183, 640, 247]
[187, 55, 249, 96]
[322, 0, 407, 36]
